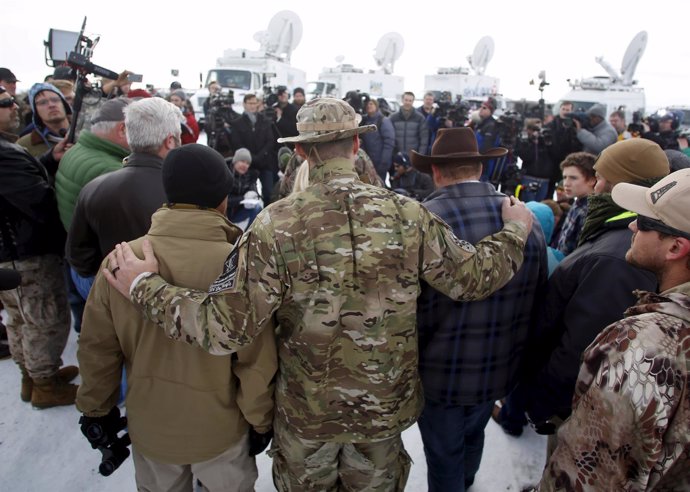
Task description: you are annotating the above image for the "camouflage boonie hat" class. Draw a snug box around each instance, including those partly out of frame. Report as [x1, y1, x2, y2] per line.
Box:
[277, 97, 377, 144]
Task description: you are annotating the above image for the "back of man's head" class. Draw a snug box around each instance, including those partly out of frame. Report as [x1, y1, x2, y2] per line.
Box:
[162, 144, 233, 209]
[594, 138, 669, 188]
[89, 98, 131, 148]
[124, 97, 182, 154]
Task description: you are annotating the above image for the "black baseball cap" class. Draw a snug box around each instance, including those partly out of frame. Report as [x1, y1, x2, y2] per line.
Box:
[0, 68, 19, 83]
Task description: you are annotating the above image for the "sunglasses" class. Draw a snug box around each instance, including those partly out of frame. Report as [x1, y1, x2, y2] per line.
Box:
[636, 215, 690, 240]
[0, 97, 17, 108]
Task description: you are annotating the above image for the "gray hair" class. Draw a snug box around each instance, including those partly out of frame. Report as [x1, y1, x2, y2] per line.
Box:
[90, 120, 120, 136]
[124, 97, 182, 154]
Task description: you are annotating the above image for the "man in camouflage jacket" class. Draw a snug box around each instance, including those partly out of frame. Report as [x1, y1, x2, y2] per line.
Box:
[104, 97, 534, 491]
[538, 169, 690, 491]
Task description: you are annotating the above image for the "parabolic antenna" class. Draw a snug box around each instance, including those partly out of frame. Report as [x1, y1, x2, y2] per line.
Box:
[263, 10, 303, 61]
[374, 32, 404, 74]
[468, 36, 494, 75]
[620, 31, 647, 86]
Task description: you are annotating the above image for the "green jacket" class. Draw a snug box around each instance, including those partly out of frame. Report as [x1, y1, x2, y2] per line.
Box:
[132, 157, 528, 443]
[77, 206, 277, 464]
[55, 131, 129, 229]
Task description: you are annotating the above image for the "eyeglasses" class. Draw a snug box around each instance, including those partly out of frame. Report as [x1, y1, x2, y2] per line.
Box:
[0, 97, 17, 108]
[35, 96, 62, 107]
[636, 215, 690, 240]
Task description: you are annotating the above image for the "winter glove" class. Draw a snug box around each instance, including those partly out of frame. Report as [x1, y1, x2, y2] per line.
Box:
[248, 427, 273, 457]
[79, 406, 127, 449]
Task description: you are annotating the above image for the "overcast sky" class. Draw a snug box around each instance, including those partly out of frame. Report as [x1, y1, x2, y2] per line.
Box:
[3, 0, 688, 111]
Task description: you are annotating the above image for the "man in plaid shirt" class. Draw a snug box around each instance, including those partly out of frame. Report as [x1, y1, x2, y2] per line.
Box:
[413, 128, 548, 492]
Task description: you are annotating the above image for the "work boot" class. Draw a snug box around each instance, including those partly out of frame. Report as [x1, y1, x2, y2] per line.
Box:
[30, 374, 79, 409]
[21, 365, 79, 403]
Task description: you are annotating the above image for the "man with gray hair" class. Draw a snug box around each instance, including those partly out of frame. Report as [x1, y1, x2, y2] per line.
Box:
[57, 98, 131, 299]
[67, 97, 182, 286]
[102, 97, 534, 490]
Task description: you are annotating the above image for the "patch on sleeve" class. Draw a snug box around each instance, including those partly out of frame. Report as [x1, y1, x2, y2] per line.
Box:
[209, 249, 239, 294]
[455, 238, 476, 254]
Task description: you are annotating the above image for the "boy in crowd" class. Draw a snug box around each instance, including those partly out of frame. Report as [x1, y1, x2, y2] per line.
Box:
[552, 152, 596, 255]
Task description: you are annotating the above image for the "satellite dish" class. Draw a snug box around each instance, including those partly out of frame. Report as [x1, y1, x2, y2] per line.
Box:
[335, 55, 345, 64]
[263, 10, 303, 61]
[374, 32, 404, 74]
[468, 36, 494, 75]
[620, 31, 647, 86]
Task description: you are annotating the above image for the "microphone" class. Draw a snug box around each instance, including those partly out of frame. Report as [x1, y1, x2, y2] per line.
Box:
[0, 269, 21, 290]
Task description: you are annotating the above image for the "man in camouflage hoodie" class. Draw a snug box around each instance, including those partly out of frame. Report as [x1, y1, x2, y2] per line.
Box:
[104, 97, 534, 491]
[538, 169, 690, 491]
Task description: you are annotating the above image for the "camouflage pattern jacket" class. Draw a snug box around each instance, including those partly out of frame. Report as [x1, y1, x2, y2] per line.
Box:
[539, 281, 690, 491]
[132, 157, 529, 443]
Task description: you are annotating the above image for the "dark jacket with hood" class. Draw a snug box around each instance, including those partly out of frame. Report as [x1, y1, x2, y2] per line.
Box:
[16, 83, 71, 157]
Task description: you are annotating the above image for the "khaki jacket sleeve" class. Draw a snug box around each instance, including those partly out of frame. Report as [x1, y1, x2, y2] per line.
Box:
[76, 269, 123, 417]
[132, 216, 284, 355]
[233, 325, 278, 434]
[420, 207, 528, 301]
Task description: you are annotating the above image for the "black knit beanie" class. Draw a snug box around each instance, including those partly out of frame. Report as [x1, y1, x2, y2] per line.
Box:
[162, 144, 233, 208]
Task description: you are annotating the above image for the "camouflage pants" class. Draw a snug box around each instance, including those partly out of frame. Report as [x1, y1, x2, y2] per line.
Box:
[269, 420, 411, 491]
[0, 255, 70, 378]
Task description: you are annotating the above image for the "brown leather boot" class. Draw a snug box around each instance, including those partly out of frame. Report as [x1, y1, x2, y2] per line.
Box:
[21, 365, 79, 403]
[31, 374, 78, 409]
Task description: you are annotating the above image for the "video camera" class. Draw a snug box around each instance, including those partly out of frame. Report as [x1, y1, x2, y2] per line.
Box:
[433, 92, 470, 127]
[206, 90, 238, 153]
[343, 90, 370, 115]
[45, 17, 119, 143]
[561, 111, 589, 129]
[79, 407, 131, 476]
[497, 111, 524, 151]
[260, 84, 287, 122]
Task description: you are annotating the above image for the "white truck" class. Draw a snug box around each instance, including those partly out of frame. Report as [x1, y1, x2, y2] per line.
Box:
[190, 11, 307, 127]
[557, 31, 648, 123]
[307, 64, 404, 100]
[423, 37, 504, 114]
[307, 33, 406, 102]
[424, 67, 499, 101]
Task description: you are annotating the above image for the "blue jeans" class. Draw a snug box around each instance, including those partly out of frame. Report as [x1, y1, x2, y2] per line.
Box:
[63, 261, 85, 333]
[69, 267, 95, 302]
[418, 399, 495, 492]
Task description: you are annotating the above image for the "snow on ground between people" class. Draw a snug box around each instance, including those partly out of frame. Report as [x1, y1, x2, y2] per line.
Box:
[0, 326, 546, 491]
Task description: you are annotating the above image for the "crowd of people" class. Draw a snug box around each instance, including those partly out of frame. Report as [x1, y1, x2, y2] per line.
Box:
[1, 63, 690, 492]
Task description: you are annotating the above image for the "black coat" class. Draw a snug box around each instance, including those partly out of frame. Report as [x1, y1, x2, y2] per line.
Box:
[520, 216, 657, 423]
[275, 103, 298, 141]
[230, 114, 276, 172]
[66, 152, 166, 277]
[0, 134, 65, 262]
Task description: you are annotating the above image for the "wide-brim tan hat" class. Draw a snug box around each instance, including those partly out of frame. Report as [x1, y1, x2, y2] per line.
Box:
[410, 127, 508, 174]
[277, 97, 377, 144]
[612, 168, 690, 234]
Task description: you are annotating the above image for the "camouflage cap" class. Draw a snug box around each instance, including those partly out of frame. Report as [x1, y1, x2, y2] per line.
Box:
[277, 97, 377, 144]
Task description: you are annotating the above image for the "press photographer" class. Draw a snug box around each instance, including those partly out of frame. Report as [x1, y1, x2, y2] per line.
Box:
[571, 103, 617, 154]
[545, 101, 583, 171]
[515, 118, 558, 201]
[642, 109, 681, 150]
[204, 82, 239, 155]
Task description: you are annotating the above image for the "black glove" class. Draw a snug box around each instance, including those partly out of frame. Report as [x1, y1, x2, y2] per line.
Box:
[248, 427, 273, 457]
[79, 406, 127, 449]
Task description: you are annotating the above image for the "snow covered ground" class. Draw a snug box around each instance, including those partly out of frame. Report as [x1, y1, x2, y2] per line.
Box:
[0, 326, 547, 491]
